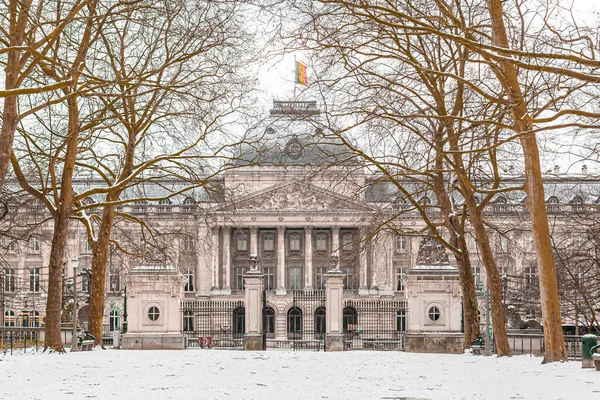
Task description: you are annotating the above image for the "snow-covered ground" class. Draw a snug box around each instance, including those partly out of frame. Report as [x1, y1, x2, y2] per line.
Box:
[1, 349, 599, 400]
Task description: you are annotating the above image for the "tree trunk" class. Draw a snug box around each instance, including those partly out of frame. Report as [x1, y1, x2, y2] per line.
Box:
[468, 208, 512, 356]
[87, 203, 116, 346]
[453, 231, 481, 347]
[485, 0, 567, 362]
[43, 96, 80, 352]
[431, 156, 480, 347]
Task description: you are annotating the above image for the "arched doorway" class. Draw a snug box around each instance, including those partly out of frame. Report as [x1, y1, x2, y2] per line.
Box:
[287, 307, 302, 339]
[232, 307, 245, 338]
[343, 307, 358, 333]
[265, 307, 275, 338]
[314, 307, 326, 339]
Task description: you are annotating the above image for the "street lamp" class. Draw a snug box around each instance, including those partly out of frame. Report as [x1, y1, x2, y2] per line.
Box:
[70, 258, 79, 352]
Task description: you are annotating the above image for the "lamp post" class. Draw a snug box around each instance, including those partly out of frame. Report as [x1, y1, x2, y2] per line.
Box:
[71, 258, 79, 352]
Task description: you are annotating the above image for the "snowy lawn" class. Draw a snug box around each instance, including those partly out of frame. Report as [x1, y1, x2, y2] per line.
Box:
[1, 349, 599, 400]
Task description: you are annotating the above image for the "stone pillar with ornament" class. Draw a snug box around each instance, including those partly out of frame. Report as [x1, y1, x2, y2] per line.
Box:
[404, 236, 463, 354]
[324, 252, 345, 352]
[243, 254, 264, 351]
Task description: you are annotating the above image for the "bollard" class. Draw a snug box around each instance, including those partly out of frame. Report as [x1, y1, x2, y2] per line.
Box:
[581, 334, 597, 368]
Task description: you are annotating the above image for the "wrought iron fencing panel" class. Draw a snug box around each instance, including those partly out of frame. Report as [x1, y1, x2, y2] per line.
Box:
[343, 300, 407, 351]
[291, 290, 326, 351]
[0, 327, 43, 354]
[181, 300, 245, 349]
[507, 334, 583, 360]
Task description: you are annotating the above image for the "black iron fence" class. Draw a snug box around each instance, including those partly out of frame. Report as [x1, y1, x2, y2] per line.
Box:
[343, 300, 407, 351]
[0, 327, 43, 354]
[181, 300, 245, 349]
[290, 290, 326, 351]
[507, 334, 583, 360]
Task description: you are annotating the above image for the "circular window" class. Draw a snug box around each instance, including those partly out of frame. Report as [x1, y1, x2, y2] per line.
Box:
[428, 306, 441, 322]
[148, 306, 160, 322]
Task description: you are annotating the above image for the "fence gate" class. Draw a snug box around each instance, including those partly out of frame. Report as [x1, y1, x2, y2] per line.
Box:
[290, 290, 326, 351]
[181, 300, 245, 349]
[343, 300, 407, 350]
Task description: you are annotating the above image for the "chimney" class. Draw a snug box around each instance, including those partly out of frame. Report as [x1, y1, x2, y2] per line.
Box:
[554, 165, 560, 175]
[582, 165, 588, 175]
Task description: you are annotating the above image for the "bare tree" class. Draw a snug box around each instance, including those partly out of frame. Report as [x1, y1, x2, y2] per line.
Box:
[0, 0, 99, 192]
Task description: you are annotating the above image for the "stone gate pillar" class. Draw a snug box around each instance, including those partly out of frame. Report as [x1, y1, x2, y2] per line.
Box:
[324, 263, 345, 352]
[243, 255, 264, 351]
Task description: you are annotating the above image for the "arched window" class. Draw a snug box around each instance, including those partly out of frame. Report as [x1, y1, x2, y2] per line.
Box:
[233, 307, 245, 338]
[4, 310, 15, 327]
[396, 310, 406, 332]
[343, 307, 358, 333]
[110, 310, 120, 332]
[547, 196, 560, 212]
[265, 307, 275, 338]
[182, 197, 196, 212]
[182, 310, 193, 332]
[287, 307, 302, 338]
[314, 307, 326, 338]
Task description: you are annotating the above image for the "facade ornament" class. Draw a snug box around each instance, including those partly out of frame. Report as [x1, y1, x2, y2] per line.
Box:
[415, 236, 450, 265]
[248, 254, 259, 271]
[329, 251, 341, 272]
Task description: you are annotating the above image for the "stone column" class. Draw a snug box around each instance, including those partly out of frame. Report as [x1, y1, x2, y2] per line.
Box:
[359, 227, 369, 296]
[222, 227, 231, 294]
[276, 226, 286, 295]
[211, 227, 220, 292]
[243, 269, 264, 350]
[324, 268, 345, 351]
[304, 226, 313, 289]
[250, 226, 258, 255]
[331, 226, 340, 253]
[197, 225, 211, 297]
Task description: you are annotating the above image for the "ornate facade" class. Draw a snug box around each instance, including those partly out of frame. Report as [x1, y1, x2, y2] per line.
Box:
[2, 101, 599, 344]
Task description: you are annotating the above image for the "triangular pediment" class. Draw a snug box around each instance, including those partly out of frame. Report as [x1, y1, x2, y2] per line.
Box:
[221, 181, 369, 212]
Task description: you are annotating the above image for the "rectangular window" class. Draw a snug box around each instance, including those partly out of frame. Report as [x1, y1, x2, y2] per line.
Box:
[525, 233, 534, 252]
[31, 237, 40, 252]
[396, 267, 405, 291]
[342, 232, 354, 251]
[315, 232, 328, 252]
[289, 267, 301, 290]
[109, 268, 120, 292]
[343, 266, 356, 290]
[184, 268, 195, 292]
[83, 238, 93, 253]
[289, 233, 301, 252]
[183, 235, 195, 252]
[237, 232, 248, 252]
[82, 269, 90, 293]
[263, 233, 274, 252]
[4, 269, 15, 292]
[316, 267, 326, 289]
[236, 267, 247, 290]
[396, 236, 407, 251]
[264, 267, 275, 290]
[472, 266, 481, 286]
[29, 267, 40, 292]
[525, 267, 537, 289]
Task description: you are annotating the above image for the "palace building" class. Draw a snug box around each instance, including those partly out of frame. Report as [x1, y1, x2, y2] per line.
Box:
[2, 101, 599, 351]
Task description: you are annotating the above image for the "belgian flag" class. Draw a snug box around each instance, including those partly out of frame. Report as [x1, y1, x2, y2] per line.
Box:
[296, 61, 308, 86]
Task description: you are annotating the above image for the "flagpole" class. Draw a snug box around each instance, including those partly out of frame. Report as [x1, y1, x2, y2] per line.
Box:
[293, 55, 297, 101]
